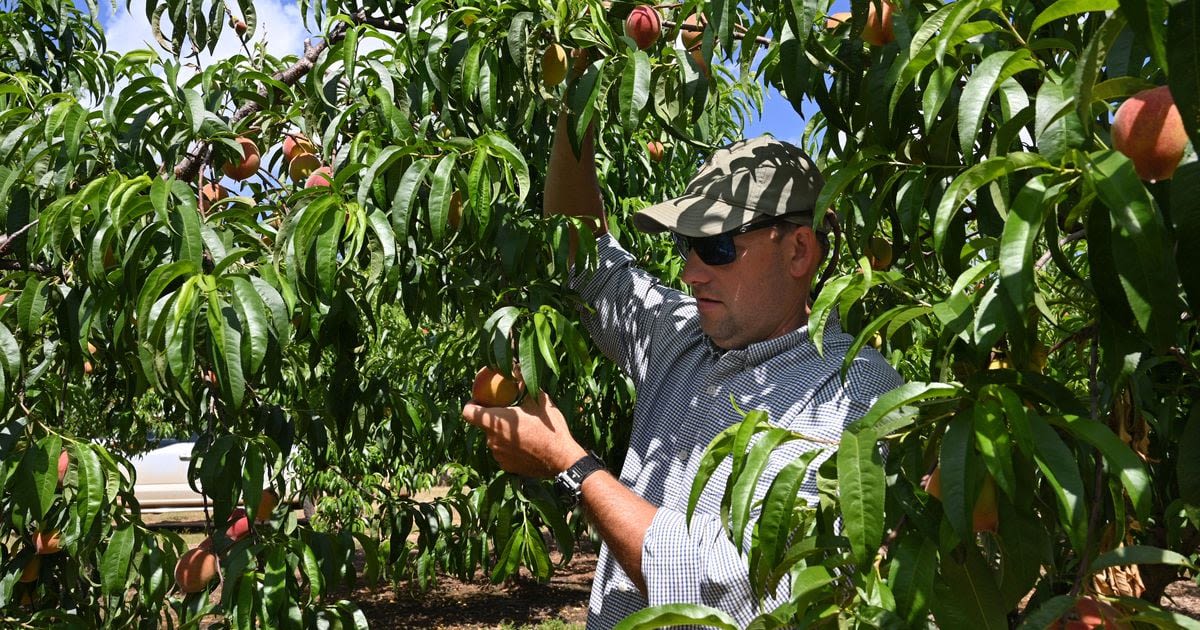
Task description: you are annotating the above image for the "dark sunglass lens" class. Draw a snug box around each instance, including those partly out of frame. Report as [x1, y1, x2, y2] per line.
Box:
[695, 234, 737, 266]
[672, 233, 691, 260]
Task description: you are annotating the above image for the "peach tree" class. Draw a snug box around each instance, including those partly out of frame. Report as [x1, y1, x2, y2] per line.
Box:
[0, 0, 750, 624]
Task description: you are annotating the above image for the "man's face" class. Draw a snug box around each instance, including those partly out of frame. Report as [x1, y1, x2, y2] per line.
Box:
[679, 225, 814, 350]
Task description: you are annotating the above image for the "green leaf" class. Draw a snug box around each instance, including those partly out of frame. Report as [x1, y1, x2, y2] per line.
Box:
[208, 295, 246, 410]
[1051, 415, 1151, 520]
[997, 176, 1061, 347]
[427, 153, 458, 242]
[973, 400, 1015, 499]
[357, 146, 407, 210]
[391, 158, 432, 245]
[612, 603, 738, 630]
[518, 324, 540, 397]
[619, 51, 651, 136]
[687, 423, 740, 527]
[181, 88, 206, 135]
[931, 549, 1009, 629]
[1016, 595, 1076, 630]
[1031, 0, 1119, 34]
[1087, 150, 1183, 350]
[480, 133, 530, 206]
[1035, 79, 1085, 163]
[957, 50, 1039, 158]
[1120, 0, 1169, 73]
[1030, 416, 1087, 551]
[18, 435, 61, 520]
[1071, 12, 1127, 128]
[752, 449, 822, 591]
[939, 410, 976, 539]
[809, 273, 865, 356]
[814, 157, 886, 219]
[1089, 545, 1198, 573]
[837, 425, 884, 566]
[0, 322, 20, 383]
[889, 536, 937, 625]
[730, 428, 797, 554]
[73, 443, 105, 535]
[17, 276, 49, 335]
[849, 382, 962, 434]
[229, 277, 270, 377]
[1168, 0, 1200, 150]
[934, 153, 1048, 259]
[136, 261, 198, 336]
[101, 523, 136, 595]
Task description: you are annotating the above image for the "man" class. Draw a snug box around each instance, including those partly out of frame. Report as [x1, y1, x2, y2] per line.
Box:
[462, 116, 903, 628]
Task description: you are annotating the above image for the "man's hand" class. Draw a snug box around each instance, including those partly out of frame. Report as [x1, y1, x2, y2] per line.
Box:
[462, 391, 588, 478]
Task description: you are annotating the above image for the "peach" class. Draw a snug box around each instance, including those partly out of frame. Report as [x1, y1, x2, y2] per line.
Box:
[225, 508, 251, 541]
[866, 236, 893, 270]
[1052, 597, 1130, 630]
[305, 166, 333, 188]
[282, 133, 316, 162]
[541, 44, 568, 88]
[233, 20, 247, 36]
[256, 489, 279, 522]
[472, 366, 520, 407]
[199, 182, 227, 214]
[57, 449, 69, 485]
[624, 6, 661, 50]
[646, 140, 664, 162]
[924, 467, 999, 533]
[288, 152, 321, 182]
[681, 13, 706, 50]
[825, 11, 851, 29]
[221, 137, 260, 181]
[19, 556, 40, 583]
[34, 530, 61, 555]
[448, 190, 463, 230]
[862, 1, 896, 46]
[174, 547, 218, 593]
[1112, 85, 1188, 182]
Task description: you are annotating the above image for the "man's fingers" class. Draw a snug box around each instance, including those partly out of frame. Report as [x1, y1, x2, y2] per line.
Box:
[462, 402, 519, 431]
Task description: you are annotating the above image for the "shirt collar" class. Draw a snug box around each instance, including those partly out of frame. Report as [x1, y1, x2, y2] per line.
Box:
[706, 315, 842, 368]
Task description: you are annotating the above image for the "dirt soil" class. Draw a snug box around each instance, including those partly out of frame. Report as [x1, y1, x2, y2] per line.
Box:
[353, 552, 595, 629]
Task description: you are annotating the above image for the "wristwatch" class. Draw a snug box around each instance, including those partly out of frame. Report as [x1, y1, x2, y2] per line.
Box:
[554, 451, 606, 509]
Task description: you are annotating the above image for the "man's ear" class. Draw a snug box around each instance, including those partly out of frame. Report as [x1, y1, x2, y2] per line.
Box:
[784, 226, 821, 278]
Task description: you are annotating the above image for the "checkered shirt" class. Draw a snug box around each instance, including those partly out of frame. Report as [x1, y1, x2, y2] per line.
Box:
[572, 234, 903, 629]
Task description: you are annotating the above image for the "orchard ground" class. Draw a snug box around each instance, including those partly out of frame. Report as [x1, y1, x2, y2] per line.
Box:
[144, 498, 1200, 628]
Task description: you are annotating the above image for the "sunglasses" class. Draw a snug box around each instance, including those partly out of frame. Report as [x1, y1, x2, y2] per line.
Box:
[671, 216, 791, 266]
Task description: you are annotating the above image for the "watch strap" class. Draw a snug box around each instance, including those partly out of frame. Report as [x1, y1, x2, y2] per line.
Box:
[554, 451, 606, 509]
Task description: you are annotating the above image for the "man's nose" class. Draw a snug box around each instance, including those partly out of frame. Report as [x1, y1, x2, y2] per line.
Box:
[680, 250, 711, 287]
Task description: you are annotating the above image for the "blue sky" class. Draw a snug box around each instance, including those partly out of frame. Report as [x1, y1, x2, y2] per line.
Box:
[88, 0, 851, 143]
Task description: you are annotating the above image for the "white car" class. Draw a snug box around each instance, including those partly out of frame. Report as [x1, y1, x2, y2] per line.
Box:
[128, 438, 302, 513]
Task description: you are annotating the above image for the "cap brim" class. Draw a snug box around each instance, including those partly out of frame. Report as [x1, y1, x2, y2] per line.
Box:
[633, 193, 762, 237]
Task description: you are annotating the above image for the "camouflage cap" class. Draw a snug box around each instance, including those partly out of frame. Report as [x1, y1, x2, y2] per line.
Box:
[633, 135, 826, 237]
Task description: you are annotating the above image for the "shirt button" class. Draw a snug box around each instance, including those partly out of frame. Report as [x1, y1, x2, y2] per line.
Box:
[677, 448, 690, 461]
[706, 385, 719, 396]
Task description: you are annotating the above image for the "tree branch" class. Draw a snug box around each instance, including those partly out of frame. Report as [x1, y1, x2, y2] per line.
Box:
[173, 12, 408, 182]
[662, 19, 772, 47]
[1035, 228, 1086, 270]
[0, 220, 38, 256]
[0, 259, 58, 276]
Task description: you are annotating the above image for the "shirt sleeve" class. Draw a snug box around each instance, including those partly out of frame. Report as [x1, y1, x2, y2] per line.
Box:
[570, 233, 687, 388]
[641, 508, 789, 628]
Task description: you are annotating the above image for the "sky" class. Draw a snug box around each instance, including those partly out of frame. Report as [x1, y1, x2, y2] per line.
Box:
[89, 0, 852, 145]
